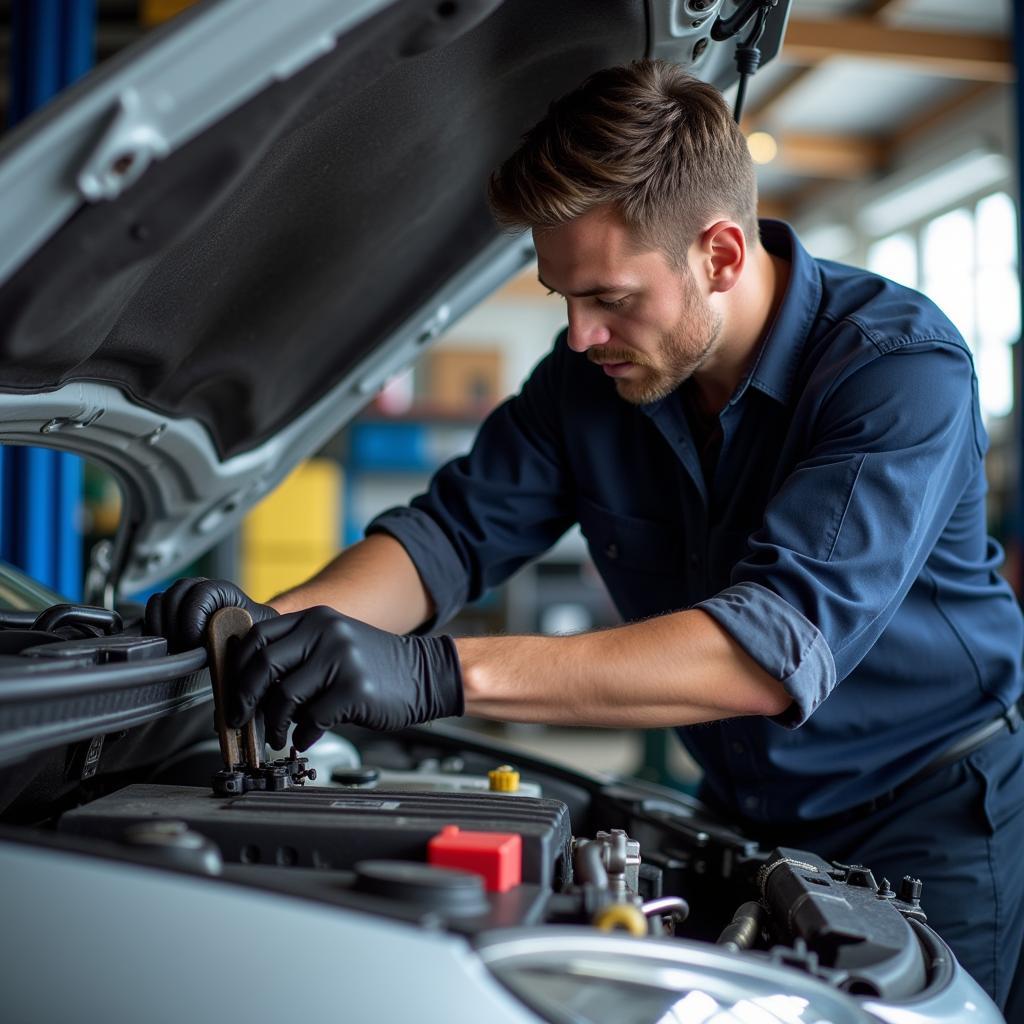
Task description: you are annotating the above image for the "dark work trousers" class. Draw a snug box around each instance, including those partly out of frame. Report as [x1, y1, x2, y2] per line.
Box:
[711, 725, 1024, 1014]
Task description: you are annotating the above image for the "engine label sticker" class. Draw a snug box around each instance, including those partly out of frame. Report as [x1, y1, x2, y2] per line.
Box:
[330, 799, 401, 810]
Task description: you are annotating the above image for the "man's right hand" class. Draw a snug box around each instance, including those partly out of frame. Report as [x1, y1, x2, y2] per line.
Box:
[144, 577, 277, 653]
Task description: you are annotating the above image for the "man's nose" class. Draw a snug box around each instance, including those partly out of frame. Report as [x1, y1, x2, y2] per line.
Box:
[566, 303, 611, 353]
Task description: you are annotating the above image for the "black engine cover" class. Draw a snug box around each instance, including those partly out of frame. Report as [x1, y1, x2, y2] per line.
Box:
[60, 784, 573, 888]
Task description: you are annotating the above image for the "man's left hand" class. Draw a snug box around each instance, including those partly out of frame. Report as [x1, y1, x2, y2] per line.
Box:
[226, 606, 464, 750]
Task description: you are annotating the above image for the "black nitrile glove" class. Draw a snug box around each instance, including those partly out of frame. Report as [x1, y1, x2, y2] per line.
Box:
[144, 577, 278, 653]
[226, 606, 464, 750]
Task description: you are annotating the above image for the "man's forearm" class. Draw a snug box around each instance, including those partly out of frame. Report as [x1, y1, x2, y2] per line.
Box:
[456, 608, 790, 727]
[270, 533, 434, 634]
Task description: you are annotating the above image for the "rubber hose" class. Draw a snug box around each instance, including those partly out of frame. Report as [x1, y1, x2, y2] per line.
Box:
[717, 900, 766, 951]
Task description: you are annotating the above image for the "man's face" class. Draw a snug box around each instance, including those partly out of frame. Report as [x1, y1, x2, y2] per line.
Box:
[534, 206, 722, 405]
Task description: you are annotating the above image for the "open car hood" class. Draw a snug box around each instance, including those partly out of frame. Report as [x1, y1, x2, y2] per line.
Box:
[0, 0, 790, 597]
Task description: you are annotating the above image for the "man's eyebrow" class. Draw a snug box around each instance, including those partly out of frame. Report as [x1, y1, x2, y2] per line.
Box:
[537, 276, 630, 298]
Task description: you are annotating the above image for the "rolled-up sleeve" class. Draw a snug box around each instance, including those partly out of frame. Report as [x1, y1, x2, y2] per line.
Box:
[704, 338, 982, 726]
[365, 505, 469, 629]
[697, 582, 835, 726]
[368, 345, 576, 631]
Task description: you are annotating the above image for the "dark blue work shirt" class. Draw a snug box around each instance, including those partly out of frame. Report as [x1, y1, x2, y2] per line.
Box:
[369, 220, 1024, 823]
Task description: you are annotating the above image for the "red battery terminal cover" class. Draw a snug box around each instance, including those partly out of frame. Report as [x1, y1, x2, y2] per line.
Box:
[427, 825, 523, 893]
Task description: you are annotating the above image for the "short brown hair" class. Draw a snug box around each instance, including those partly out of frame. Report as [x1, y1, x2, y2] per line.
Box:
[488, 60, 758, 262]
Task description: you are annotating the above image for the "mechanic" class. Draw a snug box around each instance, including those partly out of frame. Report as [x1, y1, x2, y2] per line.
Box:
[148, 61, 1024, 1011]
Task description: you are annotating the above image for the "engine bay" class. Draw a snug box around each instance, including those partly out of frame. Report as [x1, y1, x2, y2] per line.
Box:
[48, 722, 941, 1005]
[0, 604, 955, 1013]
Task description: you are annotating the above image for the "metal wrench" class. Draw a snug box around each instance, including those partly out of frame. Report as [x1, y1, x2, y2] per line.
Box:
[206, 606, 262, 770]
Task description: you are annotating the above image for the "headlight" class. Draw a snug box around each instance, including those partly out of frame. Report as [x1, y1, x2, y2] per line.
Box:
[477, 930, 874, 1024]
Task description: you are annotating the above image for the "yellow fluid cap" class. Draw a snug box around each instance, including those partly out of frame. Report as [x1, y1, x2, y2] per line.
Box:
[488, 764, 520, 792]
[592, 903, 647, 937]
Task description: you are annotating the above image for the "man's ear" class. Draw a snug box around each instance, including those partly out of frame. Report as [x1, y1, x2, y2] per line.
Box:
[697, 221, 746, 294]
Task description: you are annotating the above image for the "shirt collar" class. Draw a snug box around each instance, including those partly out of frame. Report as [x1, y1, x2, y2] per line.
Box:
[738, 219, 824, 407]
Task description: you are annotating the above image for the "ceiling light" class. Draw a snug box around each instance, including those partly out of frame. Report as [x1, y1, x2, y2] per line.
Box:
[747, 131, 778, 164]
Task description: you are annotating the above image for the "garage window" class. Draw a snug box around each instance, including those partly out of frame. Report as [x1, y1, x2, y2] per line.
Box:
[866, 190, 1020, 423]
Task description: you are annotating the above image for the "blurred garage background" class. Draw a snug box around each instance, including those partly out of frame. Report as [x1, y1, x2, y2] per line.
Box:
[0, 0, 1019, 783]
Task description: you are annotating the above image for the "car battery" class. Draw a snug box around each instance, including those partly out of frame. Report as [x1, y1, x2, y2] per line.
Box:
[59, 784, 573, 888]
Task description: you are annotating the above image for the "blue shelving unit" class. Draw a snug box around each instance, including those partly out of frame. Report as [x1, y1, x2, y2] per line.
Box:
[343, 415, 479, 546]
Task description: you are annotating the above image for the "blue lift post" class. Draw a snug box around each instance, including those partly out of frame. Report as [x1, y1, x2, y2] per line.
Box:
[4, 0, 97, 600]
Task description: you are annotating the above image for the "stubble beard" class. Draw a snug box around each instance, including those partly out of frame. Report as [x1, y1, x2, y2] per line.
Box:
[612, 282, 723, 406]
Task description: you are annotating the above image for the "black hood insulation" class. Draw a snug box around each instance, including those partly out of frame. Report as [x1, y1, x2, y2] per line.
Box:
[0, 0, 646, 458]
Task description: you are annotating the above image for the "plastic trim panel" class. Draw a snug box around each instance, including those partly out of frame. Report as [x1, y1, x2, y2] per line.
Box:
[0, 651, 208, 767]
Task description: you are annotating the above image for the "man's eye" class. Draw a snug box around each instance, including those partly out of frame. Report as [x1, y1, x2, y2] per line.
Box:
[597, 296, 627, 310]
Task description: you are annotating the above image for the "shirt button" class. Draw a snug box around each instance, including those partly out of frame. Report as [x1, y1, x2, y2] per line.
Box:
[689, 554, 700, 567]
[605, 542, 619, 560]
[731, 741, 745, 755]
[743, 796, 759, 812]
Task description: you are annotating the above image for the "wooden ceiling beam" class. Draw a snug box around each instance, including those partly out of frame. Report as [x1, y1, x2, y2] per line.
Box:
[740, 0, 971, 130]
[766, 133, 888, 180]
[783, 18, 1012, 82]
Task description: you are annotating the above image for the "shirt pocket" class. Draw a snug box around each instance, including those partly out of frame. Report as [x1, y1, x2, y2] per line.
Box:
[576, 495, 683, 574]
